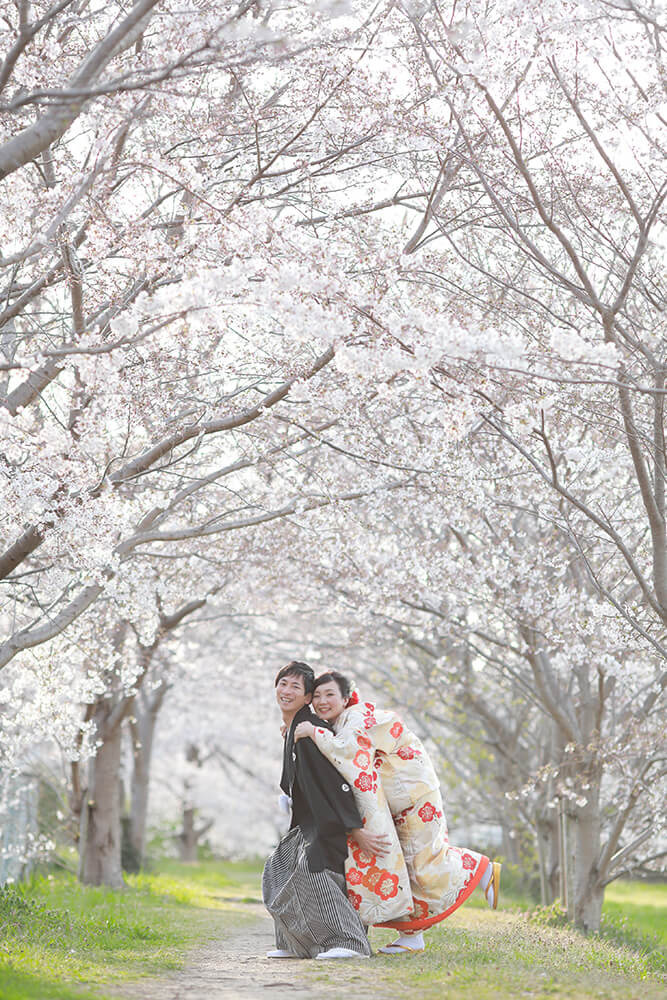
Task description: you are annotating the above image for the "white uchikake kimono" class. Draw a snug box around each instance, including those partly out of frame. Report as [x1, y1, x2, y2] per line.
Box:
[310, 700, 489, 928]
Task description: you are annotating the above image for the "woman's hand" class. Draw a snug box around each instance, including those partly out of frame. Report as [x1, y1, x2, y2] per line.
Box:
[349, 828, 392, 857]
[293, 721, 316, 742]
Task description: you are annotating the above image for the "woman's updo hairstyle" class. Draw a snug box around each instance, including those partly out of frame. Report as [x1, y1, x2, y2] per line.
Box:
[313, 670, 352, 700]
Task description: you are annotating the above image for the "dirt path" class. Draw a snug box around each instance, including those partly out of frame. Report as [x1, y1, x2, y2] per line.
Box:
[116, 902, 394, 1000]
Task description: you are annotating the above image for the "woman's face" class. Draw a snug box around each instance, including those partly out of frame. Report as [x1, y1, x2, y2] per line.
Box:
[312, 680, 347, 722]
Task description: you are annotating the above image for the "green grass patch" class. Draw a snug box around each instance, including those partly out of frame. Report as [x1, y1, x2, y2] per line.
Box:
[360, 904, 667, 1000]
[2, 860, 664, 1000]
[343, 878, 667, 1000]
[132, 857, 265, 905]
[603, 880, 667, 949]
[0, 966, 114, 1000]
[525, 882, 667, 976]
[0, 860, 262, 1000]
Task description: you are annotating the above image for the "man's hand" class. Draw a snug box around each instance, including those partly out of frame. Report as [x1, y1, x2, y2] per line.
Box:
[293, 721, 316, 742]
[349, 828, 392, 856]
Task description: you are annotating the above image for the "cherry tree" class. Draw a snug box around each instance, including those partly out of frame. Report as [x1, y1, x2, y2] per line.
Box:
[272, 462, 667, 931]
[2, 0, 665, 921]
[0, 0, 411, 882]
[0, 0, 410, 670]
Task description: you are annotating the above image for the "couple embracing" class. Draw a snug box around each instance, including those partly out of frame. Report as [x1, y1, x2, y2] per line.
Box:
[262, 660, 501, 960]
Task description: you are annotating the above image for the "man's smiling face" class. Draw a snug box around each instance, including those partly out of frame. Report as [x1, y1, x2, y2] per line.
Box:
[275, 671, 311, 717]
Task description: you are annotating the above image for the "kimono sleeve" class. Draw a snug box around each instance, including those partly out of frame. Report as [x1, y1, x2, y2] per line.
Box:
[310, 707, 368, 768]
[296, 735, 362, 838]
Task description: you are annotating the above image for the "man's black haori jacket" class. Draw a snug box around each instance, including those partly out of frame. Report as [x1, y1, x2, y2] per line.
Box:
[281, 704, 362, 875]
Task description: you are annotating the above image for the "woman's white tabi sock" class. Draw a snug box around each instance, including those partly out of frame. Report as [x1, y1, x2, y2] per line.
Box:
[378, 930, 425, 953]
[395, 931, 424, 949]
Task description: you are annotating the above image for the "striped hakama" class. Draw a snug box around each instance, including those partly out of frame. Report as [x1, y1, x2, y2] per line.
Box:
[262, 827, 371, 958]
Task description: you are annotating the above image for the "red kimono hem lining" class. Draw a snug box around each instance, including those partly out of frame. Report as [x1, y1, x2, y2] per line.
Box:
[373, 855, 490, 932]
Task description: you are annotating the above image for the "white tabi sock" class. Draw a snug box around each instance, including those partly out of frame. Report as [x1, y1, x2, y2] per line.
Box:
[383, 931, 424, 951]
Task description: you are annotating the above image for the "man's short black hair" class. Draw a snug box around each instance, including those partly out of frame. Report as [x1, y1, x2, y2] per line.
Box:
[275, 660, 315, 694]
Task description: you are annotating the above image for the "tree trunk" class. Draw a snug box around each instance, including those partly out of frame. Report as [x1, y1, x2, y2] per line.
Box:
[79, 710, 124, 888]
[536, 812, 559, 905]
[500, 821, 521, 865]
[577, 882, 604, 933]
[179, 805, 198, 863]
[177, 777, 214, 864]
[572, 793, 604, 933]
[129, 742, 151, 864]
[128, 683, 167, 866]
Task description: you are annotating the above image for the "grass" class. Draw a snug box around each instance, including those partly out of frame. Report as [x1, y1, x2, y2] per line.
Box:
[0, 859, 261, 1000]
[353, 892, 667, 1000]
[0, 859, 664, 1000]
[0, 968, 109, 1000]
[360, 878, 666, 1000]
[314, 878, 667, 1000]
[602, 880, 667, 950]
[364, 911, 666, 999]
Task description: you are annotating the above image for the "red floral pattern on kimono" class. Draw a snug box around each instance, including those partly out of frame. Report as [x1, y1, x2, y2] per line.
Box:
[311, 700, 489, 928]
[353, 749, 371, 769]
[360, 865, 400, 900]
[354, 771, 377, 793]
[394, 807, 411, 827]
[418, 801, 443, 823]
[351, 844, 375, 868]
[375, 870, 400, 900]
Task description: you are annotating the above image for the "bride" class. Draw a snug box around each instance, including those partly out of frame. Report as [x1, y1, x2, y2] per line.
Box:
[294, 670, 501, 955]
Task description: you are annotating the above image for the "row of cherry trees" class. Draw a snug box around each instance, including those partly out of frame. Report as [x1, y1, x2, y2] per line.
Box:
[1, 0, 664, 930]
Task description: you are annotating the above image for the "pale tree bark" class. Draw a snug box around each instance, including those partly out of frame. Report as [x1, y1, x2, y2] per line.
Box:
[535, 808, 560, 905]
[393, 528, 663, 932]
[572, 796, 604, 933]
[128, 679, 169, 866]
[75, 595, 209, 884]
[0, 344, 335, 590]
[176, 747, 215, 863]
[177, 799, 214, 863]
[0, 0, 161, 181]
[78, 701, 125, 888]
[77, 620, 132, 886]
[518, 631, 618, 931]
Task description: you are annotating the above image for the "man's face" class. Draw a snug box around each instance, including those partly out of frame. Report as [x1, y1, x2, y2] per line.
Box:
[275, 671, 311, 715]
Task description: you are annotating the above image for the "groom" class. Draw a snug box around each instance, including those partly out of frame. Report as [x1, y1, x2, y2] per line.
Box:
[262, 660, 372, 960]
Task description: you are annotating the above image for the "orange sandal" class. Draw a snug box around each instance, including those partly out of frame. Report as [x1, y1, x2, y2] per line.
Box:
[485, 861, 502, 910]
